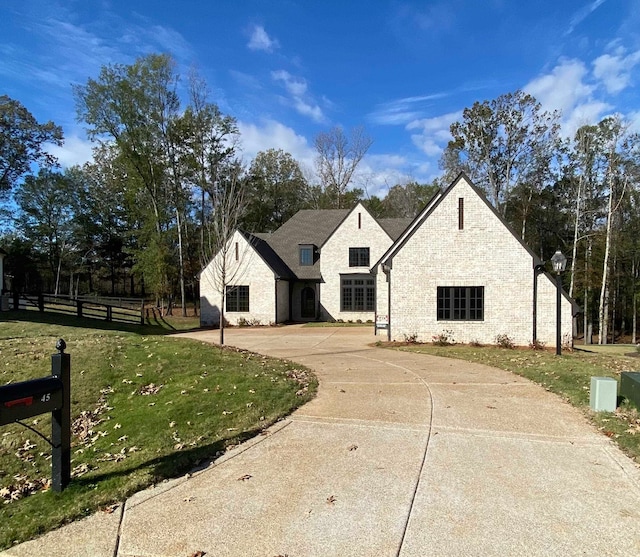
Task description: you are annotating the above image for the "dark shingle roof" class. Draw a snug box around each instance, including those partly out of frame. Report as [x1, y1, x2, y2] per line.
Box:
[244, 207, 411, 282]
[240, 231, 294, 280]
[378, 218, 413, 240]
[261, 209, 350, 281]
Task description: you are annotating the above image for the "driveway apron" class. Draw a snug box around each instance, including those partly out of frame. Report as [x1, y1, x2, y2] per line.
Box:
[4, 326, 640, 556]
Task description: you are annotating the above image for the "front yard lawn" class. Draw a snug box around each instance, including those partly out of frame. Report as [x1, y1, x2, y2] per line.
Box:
[0, 311, 316, 549]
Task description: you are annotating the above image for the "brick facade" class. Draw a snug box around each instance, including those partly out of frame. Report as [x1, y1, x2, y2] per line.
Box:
[200, 231, 278, 327]
[375, 175, 573, 347]
[320, 205, 394, 321]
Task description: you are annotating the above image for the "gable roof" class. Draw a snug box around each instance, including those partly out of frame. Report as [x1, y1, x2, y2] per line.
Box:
[372, 172, 543, 271]
[378, 218, 414, 240]
[260, 209, 350, 280]
[240, 231, 294, 280]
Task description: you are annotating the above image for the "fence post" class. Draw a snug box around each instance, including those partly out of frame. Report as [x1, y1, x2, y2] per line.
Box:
[106, 306, 112, 322]
[140, 301, 145, 325]
[13, 291, 19, 311]
[51, 339, 70, 492]
[38, 294, 44, 312]
[77, 300, 83, 318]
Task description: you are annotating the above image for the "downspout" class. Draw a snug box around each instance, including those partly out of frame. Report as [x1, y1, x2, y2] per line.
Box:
[384, 262, 392, 342]
[274, 276, 278, 324]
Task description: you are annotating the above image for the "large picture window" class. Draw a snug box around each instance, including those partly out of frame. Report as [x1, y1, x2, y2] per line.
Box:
[349, 247, 370, 267]
[341, 276, 375, 311]
[437, 286, 484, 321]
[226, 285, 249, 312]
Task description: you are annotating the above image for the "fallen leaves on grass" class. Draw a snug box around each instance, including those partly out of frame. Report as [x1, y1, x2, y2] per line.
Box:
[139, 383, 163, 395]
[0, 475, 50, 503]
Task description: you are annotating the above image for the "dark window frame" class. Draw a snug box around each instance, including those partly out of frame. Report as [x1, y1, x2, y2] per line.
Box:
[437, 286, 484, 321]
[341, 275, 375, 312]
[299, 245, 313, 266]
[226, 285, 250, 312]
[349, 247, 370, 267]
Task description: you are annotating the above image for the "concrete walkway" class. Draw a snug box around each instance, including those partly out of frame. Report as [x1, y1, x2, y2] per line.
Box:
[4, 326, 640, 556]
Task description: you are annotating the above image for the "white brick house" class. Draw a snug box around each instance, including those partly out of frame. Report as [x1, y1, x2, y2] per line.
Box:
[373, 173, 574, 347]
[200, 203, 407, 327]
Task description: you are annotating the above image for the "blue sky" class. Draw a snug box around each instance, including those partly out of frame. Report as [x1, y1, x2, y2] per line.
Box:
[2, 0, 639, 198]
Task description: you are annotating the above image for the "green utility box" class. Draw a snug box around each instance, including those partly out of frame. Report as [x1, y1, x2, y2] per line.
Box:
[620, 372, 640, 411]
[590, 376, 617, 412]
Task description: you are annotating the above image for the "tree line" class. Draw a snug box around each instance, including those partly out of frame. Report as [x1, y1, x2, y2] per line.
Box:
[1, 53, 638, 343]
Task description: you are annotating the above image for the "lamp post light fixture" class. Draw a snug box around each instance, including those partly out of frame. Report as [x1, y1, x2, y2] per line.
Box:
[551, 250, 567, 355]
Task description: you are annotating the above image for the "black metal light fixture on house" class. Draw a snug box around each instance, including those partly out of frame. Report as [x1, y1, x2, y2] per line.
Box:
[551, 250, 567, 355]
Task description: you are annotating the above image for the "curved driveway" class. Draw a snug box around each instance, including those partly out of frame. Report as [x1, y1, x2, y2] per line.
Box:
[6, 326, 640, 556]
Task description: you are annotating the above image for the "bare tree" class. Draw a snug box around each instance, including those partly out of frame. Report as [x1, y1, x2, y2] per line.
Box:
[200, 162, 247, 344]
[314, 126, 372, 208]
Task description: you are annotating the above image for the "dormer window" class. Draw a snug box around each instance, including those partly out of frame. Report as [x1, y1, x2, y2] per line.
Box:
[300, 244, 314, 266]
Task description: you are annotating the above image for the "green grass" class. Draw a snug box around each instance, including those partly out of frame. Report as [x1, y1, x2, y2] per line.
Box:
[0, 311, 316, 549]
[381, 341, 640, 463]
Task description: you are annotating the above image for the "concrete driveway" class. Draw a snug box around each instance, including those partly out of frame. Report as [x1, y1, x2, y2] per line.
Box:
[5, 325, 640, 556]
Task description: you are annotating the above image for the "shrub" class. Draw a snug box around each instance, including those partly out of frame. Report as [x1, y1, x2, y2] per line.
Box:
[562, 333, 573, 352]
[495, 333, 515, 349]
[403, 332, 418, 344]
[469, 339, 483, 347]
[356, 319, 363, 324]
[529, 339, 546, 351]
[432, 329, 455, 346]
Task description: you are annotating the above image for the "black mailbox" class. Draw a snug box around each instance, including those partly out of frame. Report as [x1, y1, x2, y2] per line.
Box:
[0, 339, 71, 491]
[0, 376, 64, 426]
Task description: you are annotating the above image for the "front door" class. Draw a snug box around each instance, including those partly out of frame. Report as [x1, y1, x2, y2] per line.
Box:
[301, 286, 316, 319]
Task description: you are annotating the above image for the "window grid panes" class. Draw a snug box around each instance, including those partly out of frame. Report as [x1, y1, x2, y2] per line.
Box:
[226, 285, 249, 312]
[437, 286, 483, 321]
[300, 247, 313, 266]
[341, 276, 375, 311]
[349, 247, 370, 267]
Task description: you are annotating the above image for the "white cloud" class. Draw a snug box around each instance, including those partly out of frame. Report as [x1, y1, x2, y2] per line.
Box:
[565, 0, 608, 36]
[525, 58, 593, 115]
[524, 58, 611, 138]
[46, 133, 94, 168]
[406, 111, 462, 157]
[271, 70, 326, 123]
[247, 25, 279, 53]
[368, 93, 448, 125]
[237, 119, 314, 167]
[593, 46, 640, 94]
[271, 70, 307, 97]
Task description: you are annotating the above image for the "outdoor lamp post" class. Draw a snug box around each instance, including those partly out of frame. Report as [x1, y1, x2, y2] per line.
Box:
[551, 250, 567, 355]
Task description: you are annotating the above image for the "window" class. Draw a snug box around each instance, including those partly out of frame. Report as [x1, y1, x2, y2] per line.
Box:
[349, 247, 370, 267]
[341, 276, 375, 311]
[226, 285, 249, 312]
[300, 246, 313, 266]
[437, 286, 483, 321]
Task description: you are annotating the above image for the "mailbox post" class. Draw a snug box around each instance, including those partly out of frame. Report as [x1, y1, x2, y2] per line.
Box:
[51, 339, 71, 491]
[0, 339, 71, 492]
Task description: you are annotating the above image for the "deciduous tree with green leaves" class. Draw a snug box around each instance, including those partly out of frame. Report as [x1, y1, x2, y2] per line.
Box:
[441, 90, 561, 218]
[242, 149, 308, 232]
[0, 95, 63, 193]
